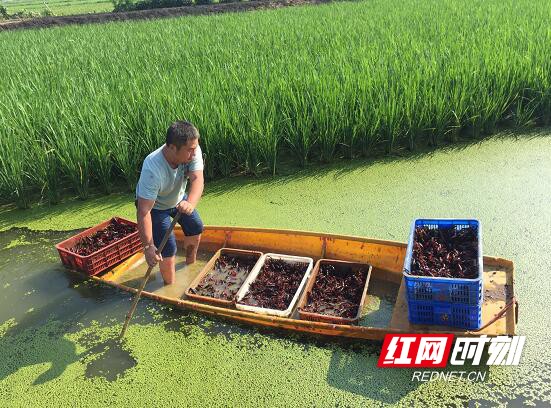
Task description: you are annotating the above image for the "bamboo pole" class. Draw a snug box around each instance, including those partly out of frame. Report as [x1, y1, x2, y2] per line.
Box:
[119, 212, 181, 338]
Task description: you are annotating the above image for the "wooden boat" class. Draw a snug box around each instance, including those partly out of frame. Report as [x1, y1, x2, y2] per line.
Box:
[80, 226, 517, 340]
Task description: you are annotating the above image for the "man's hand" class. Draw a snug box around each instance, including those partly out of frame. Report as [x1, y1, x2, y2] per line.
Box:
[176, 199, 195, 215]
[145, 245, 162, 267]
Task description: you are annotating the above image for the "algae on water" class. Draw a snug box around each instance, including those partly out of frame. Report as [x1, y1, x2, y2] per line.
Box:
[4, 235, 32, 249]
[0, 135, 550, 406]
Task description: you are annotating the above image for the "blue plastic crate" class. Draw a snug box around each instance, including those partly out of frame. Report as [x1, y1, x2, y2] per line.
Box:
[408, 300, 482, 330]
[403, 219, 483, 307]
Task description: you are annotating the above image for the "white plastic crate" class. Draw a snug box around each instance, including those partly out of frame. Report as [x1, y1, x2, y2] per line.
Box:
[235, 253, 314, 317]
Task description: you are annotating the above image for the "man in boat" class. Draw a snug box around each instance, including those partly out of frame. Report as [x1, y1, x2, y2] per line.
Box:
[135, 120, 204, 285]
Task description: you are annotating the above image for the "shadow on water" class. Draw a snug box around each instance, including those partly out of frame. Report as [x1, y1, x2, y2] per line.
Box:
[203, 129, 551, 198]
[324, 339, 492, 404]
[0, 318, 137, 385]
[326, 345, 416, 404]
[81, 337, 137, 382]
[0, 228, 141, 384]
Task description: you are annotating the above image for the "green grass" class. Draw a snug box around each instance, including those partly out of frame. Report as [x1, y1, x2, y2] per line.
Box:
[0, 0, 550, 207]
[3, 0, 113, 16]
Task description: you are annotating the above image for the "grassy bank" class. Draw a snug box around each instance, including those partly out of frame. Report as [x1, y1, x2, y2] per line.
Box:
[1, 0, 550, 208]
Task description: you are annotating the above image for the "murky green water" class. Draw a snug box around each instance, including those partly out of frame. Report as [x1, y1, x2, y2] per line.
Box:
[360, 280, 399, 328]
[1, 133, 551, 406]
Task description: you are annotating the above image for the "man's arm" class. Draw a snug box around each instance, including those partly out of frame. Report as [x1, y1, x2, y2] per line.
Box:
[186, 170, 204, 206]
[137, 197, 162, 266]
[177, 170, 204, 215]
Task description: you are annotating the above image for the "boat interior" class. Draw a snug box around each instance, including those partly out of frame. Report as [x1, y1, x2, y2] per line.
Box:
[92, 226, 516, 339]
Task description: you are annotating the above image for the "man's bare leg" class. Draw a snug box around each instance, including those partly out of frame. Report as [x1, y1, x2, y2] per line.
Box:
[183, 234, 201, 265]
[159, 256, 176, 285]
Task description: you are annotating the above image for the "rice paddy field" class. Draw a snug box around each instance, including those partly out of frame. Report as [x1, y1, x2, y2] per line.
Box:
[1, 0, 550, 208]
[1, 0, 551, 406]
[2, 0, 113, 16]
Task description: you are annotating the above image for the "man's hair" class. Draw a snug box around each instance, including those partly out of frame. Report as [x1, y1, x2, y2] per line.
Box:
[166, 121, 199, 149]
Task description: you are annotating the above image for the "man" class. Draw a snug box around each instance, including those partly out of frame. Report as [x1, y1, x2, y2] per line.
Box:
[135, 121, 204, 285]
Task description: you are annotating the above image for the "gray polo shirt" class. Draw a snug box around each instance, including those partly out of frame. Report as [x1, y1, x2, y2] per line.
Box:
[136, 144, 203, 210]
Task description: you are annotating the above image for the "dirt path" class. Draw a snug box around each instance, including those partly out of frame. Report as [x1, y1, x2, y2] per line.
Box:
[0, 0, 334, 31]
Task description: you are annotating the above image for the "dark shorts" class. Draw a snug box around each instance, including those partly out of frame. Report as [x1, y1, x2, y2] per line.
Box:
[136, 196, 204, 258]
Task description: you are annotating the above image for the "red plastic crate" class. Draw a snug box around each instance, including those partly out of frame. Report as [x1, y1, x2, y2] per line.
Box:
[55, 217, 142, 276]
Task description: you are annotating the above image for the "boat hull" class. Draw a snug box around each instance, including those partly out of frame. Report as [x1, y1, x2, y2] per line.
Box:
[79, 226, 517, 340]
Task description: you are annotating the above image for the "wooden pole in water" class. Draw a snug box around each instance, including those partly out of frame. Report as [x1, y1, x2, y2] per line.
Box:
[119, 212, 181, 339]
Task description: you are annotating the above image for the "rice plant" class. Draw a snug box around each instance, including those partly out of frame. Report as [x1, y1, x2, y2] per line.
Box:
[0, 0, 550, 206]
